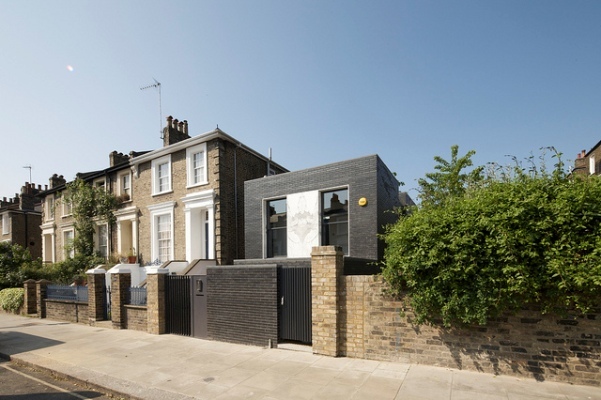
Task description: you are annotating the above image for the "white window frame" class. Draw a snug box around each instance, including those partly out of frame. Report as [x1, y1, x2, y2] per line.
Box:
[1, 213, 9, 235]
[186, 143, 208, 187]
[152, 155, 172, 195]
[42, 228, 56, 263]
[148, 202, 175, 263]
[94, 178, 106, 191]
[63, 228, 75, 259]
[590, 156, 596, 175]
[96, 223, 109, 259]
[45, 196, 55, 221]
[63, 199, 73, 217]
[118, 171, 132, 199]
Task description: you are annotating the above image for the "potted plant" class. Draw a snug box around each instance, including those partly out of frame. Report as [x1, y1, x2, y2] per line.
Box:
[127, 247, 137, 264]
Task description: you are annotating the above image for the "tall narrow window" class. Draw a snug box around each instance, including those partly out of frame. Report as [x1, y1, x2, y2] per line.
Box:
[63, 200, 73, 216]
[46, 197, 55, 221]
[97, 224, 108, 259]
[321, 189, 349, 254]
[158, 163, 169, 192]
[152, 155, 172, 195]
[266, 198, 287, 257]
[1, 214, 9, 235]
[157, 214, 172, 262]
[590, 156, 596, 175]
[121, 174, 131, 197]
[193, 152, 205, 183]
[187, 143, 207, 187]
[64, 230, 75, 259]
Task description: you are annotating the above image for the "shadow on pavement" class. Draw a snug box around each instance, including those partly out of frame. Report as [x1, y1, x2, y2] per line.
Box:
[0, 332, 63, 357]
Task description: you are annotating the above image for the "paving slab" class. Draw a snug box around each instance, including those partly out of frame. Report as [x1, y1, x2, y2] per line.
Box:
[1, 313, 601, 400]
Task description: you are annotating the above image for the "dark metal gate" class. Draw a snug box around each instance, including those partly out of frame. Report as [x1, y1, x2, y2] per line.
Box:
[166, 275, 192, 336]
[278, 266, 312, 344]
[165, 275, 208, 338]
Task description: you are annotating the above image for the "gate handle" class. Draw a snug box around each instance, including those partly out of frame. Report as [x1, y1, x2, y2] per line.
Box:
[280, 296, 284, 306]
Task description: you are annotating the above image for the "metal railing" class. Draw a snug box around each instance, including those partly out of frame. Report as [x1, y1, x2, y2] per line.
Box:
[128, 286, 147, 306]
[46, 285, 89, 303]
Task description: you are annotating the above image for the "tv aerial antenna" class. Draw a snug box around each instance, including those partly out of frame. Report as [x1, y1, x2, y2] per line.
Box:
[22, 165, 32, 183]
[140, 78, 163, 139]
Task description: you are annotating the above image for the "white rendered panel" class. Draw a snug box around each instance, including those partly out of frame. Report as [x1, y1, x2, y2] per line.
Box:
[287, 191, 319, 258]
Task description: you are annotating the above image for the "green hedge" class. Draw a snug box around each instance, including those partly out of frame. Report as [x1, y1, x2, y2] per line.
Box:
[0, 288, 24, 313]
[382, 148, 601, 327]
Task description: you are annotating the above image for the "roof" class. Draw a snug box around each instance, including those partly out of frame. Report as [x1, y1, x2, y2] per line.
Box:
[130, 127, 288, 172]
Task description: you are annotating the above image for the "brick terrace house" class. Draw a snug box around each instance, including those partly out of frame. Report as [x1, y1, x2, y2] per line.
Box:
[574, 140, 601, 176]
[39, 150, 137, 264]
[0, 183, 44, 259]
[241, 154, 403, 271]
[126, 116, 287, 266]
[39, 116, 287, 267]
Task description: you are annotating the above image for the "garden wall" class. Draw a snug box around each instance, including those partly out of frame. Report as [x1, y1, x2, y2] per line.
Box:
[45, 300, 88, 324]
[312, 246, 601, 387]
[123, 305, 148, 332]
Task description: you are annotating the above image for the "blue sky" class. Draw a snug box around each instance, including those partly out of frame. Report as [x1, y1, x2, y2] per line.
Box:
[1, 1, 600, 200]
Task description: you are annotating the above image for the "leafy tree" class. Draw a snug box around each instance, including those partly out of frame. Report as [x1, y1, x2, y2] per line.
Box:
[382, 147, 601, 327]
[0, 242, 35, 290]
[417, 144, 484, 206]
[62, 178, 117, 258]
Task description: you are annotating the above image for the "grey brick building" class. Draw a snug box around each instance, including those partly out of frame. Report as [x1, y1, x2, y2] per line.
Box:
[243, 154, 403, 270]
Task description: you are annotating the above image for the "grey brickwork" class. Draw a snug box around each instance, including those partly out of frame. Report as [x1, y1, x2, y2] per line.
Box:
[207, 265, 278, 347]
[244, 154, 401, 262]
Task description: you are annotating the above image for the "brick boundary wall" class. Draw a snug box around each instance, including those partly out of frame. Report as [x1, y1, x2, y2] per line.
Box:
[45, 300, 88, 324]
[343, 276, 601, 386]
[111, 271, 131, 329]
[207, 265, 278, 347]
[123, 305, 148, 332]
[312, 246, 601, 387]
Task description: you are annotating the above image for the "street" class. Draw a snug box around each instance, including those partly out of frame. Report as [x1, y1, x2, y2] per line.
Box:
[0, 359, 117, 399]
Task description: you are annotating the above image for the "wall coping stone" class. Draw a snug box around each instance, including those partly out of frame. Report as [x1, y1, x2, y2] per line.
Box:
[146, 267, 169, 275]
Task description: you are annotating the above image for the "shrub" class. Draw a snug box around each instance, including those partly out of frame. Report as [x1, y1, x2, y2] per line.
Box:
[382, 147, 601, 327]
[0, 288, 24, 313]
[0, 242, 43, 290]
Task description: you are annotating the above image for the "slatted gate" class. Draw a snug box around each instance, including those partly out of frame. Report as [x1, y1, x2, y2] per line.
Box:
[166, 275, 192, 336]
[165, 275, 207, 338]
[278, 266, 312, 344]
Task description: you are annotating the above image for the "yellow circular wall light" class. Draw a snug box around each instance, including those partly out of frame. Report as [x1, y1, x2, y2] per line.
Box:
[358, 197, 368, 207]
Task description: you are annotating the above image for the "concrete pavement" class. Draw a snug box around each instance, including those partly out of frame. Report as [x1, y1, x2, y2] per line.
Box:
[0, 313, 599, 400]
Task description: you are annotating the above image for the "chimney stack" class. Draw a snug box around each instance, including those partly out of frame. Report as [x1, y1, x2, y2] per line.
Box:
[109, 151, 130, 167]
[49, 174, 66, 189]
[163, 115, 191, 147]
